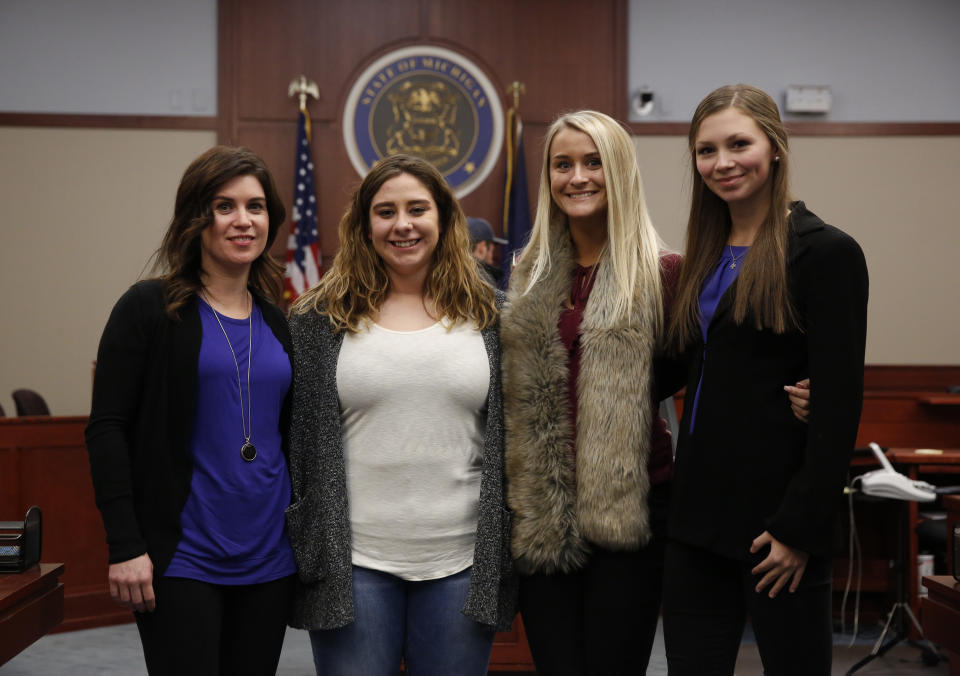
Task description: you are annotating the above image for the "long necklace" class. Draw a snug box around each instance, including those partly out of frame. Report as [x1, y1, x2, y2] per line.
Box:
[203, 291, 256, 462]
[728, 244, 748, 270]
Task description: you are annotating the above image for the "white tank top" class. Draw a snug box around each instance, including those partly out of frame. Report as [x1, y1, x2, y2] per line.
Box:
[337, 319, 488, 580]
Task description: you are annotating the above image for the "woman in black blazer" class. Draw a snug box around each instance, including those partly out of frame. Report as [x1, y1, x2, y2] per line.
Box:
[86, 146, 296, 675]
[662, 85, 868, 675]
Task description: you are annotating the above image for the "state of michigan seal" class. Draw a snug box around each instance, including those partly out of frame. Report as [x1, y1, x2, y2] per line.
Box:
[343, 45, 503, 198]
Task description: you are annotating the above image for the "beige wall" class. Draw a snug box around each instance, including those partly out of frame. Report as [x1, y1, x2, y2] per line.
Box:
[0, 127, 956, 416]
[0, 126, 216, 416]
[637, 134, 959, 369]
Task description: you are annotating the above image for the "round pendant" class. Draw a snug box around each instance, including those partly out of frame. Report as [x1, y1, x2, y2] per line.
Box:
[241, 442, 257, 462]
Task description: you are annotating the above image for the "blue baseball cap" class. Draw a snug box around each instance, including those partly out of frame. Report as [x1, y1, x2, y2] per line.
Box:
[467, 217, 508, 245]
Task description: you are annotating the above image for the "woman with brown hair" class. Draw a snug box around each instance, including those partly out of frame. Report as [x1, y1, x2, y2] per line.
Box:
[662, 84, 868, 674]
[286, 154, 516, 676]
[86, 145, 296, 675]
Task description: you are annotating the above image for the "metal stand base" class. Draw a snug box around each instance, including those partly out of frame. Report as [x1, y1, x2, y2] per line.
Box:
[845, 601, 940, 674]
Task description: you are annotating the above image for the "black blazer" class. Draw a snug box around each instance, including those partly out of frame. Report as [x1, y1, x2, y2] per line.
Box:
[669, 202, 868, 561]
[85, 279, 293, 576]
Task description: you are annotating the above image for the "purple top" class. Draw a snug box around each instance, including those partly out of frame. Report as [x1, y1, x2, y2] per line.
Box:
[688, 246, 748, 432]
[165, 300, 296, 584]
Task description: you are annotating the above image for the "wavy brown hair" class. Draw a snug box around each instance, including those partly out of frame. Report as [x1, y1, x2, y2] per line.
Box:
[292, 154, 497, 332]
[669, 84, 795, 351]
[156, 145, 286, 318]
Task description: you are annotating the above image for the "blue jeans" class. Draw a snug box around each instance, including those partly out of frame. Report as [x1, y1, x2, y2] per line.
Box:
[309, 565, 495, 676]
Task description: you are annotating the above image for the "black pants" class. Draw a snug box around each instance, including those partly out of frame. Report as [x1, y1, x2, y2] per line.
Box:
[517, 482, 668, 676]
[134, 574, 295, 676]
[662, 540, 832, 676]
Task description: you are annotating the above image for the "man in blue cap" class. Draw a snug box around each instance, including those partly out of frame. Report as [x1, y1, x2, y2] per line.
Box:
[467, 217, 507, 286]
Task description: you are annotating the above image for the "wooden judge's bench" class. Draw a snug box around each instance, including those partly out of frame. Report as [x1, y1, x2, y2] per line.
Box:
[0, 417, 129, 633]
[1, 365, 958, 671]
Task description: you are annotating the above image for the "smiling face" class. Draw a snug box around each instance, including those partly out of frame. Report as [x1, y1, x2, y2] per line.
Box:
[549, 127, 607, 229]
[200, 174, 269, 277]
[368, 172, 441, 286]
[694, 107, 778, 210]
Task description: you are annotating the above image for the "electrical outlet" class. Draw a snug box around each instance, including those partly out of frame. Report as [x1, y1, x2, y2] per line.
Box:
[192, 88, 209, 112]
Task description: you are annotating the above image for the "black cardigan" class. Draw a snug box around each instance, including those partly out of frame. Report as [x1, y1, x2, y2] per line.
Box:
[85, 279, 293, 577]
[669, 202, 869, 561]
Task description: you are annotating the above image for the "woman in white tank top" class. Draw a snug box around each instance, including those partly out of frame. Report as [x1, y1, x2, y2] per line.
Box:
[285, 154, 517, 676]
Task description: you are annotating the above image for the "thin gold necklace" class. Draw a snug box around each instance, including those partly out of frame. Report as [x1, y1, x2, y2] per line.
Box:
[728, 245, 748, 270]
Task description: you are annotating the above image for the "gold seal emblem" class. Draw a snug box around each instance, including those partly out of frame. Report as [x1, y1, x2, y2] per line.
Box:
[344, 46, 503, 198]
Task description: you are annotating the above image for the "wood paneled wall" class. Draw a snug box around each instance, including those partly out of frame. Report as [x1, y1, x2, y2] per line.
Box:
[217, 0, 628, 269]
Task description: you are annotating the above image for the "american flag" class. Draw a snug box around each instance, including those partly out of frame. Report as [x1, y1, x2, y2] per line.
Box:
[284, 109, 321, 302]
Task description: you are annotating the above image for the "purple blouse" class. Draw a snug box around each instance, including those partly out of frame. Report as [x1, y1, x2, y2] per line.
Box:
[688, 246, 749, 432]
[165, 300, 296, 584]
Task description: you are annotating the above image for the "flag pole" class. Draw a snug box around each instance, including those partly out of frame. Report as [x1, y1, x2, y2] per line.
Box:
[502, 81, 525, 238]
[287, 75, 320, 137]
[501, 81, 531, 286]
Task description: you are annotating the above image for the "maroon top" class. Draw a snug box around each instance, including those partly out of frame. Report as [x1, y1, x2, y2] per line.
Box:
[558, 254, 682, 486]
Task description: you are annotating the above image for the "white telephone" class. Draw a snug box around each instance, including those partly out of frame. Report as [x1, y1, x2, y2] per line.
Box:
[859, 442, 936, 502]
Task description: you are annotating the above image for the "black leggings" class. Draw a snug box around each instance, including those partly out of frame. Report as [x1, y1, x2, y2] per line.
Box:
[134, 574, 295, 676]
[662, 540, 832, 676]
[517, 481, 669, 676]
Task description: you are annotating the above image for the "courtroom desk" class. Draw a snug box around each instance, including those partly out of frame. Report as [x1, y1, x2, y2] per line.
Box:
[0, 417, 131, 632]
[921, 576, 960, 676]
[0, 563, 65, 666]
[887, 449, 960, 636]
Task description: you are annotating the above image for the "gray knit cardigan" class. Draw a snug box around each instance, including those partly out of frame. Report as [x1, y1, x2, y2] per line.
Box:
[285, 295, 518, 631]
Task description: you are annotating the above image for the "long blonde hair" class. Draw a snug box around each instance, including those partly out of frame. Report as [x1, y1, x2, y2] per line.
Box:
[292, 154, 497, 332]
[669, 84, 795, 351]
[521, 110, 664, 329]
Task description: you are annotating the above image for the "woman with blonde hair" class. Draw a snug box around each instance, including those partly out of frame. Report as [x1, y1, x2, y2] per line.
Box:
[286, 154, 516, 676]
[662, 84, 868, 674]
[501, 110, 678, 674]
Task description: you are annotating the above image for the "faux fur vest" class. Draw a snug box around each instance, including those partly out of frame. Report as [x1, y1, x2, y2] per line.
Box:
[501, 229, 659, 575]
